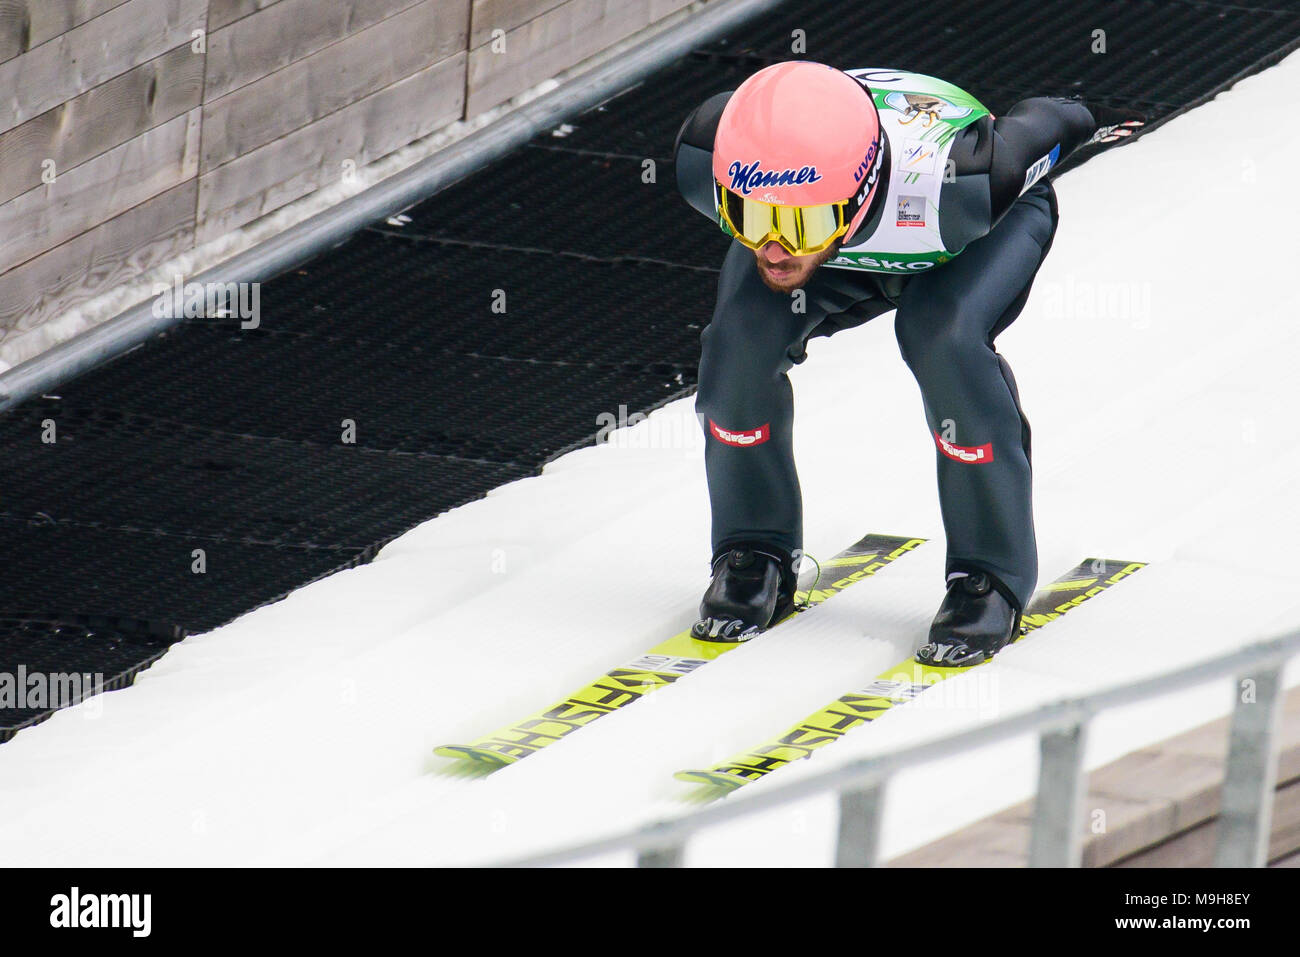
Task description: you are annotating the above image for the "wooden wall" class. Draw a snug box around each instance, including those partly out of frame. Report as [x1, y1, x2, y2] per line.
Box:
[0, 0, 703, 360]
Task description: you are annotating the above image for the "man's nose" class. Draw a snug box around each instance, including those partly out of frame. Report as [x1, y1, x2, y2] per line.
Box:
[760, 241, 791, 263]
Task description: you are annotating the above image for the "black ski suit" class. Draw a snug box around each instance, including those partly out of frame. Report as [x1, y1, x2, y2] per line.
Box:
[674, 89, 1098, 609]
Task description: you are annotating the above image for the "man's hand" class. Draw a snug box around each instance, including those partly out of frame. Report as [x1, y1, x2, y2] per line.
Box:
[1090, 119, 1145, 144]
[1086, 102, 1147, 145]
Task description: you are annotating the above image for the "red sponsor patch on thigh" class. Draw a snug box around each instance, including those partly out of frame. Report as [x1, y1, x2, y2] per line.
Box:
[709, 420, 770, 447]
[934, 432, 993, 464]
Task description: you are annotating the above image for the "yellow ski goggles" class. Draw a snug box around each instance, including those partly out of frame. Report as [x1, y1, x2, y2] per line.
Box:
[715, 182, 851, 256]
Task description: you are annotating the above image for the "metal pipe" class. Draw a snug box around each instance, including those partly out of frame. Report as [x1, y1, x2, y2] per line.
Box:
[0, 0, 787, 411]
[835, 783, 886, 867]
[1214, 665, 1285, 867]
[637, 843, 686, 867]
[1028, 722, 1089, 867]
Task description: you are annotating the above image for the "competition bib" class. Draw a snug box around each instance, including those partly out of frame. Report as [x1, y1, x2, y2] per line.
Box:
[824, 68, 990, 275]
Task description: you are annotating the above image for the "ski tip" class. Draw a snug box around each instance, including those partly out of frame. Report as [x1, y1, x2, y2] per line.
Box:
[433, 744, 516, 769]
[673, 769, 751, 791]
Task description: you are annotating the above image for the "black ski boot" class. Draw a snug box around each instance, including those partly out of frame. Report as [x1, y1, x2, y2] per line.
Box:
[915, 568, 1023, 667]
[692, 545, 798, 642]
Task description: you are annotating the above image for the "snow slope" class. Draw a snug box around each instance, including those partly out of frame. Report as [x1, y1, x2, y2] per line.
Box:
[0, 52, 1297, 867]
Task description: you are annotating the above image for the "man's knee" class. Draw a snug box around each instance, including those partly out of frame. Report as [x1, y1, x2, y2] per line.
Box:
[699, 311, 801, 394]
[894, 304, 989, 383]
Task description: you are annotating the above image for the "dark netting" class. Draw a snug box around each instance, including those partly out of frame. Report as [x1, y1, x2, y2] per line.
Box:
[547, 0, 1299, 174]
[369, 148, 734, 264]
[0, 403, 533, 545]
[0, 612, 179, 741]
[0, 0, 1295, 736]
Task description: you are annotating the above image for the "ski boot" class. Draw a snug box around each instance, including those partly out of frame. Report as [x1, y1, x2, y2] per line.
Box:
[915, 567, 1023, 667]
[692, 545, 798, 642]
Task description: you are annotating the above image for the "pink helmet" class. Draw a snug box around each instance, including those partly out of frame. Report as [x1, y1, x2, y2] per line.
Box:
[713, 61, 884, 239]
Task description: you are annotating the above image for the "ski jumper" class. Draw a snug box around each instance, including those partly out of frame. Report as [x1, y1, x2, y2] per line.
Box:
[674, 69, 1097, 609]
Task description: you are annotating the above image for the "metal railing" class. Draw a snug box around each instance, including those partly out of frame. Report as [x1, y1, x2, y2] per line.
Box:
[500, 627, 1300, 868]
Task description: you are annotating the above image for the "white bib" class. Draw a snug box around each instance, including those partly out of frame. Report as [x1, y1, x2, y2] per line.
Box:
[824, 68, 990, 275]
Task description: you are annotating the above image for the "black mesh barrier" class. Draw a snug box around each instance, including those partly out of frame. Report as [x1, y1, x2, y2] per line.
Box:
[0, 0, 1295, 737]
[372, 149, 733, 264]
[0, 613, 181, 741]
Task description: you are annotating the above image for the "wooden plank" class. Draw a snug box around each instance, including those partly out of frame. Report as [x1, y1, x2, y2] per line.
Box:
[0, 180, 196, 345]
[202, 0, 468, 172]
[0, 108, 200, 273]
[1087, 747, 1227, 835]
[888, 817, 1028, 868]
[648, 0, 694, 19]
[1274, 774, 1300, 860]
[468, 0, 692, 50]
[0, 44, 204, 207]
[0, 1, 131, 65]
[888, 792, 1184, 868]
[1080, 793, 1178, 868]
[468, 0, 567, 48]
[196, 53, 465, 243]
[207, 0, 285, 32]
[0, 0, 206, 136]
[203, 0, 440, 101]
[466, 0, 660, 117]
[1113, 776, 1300, 866]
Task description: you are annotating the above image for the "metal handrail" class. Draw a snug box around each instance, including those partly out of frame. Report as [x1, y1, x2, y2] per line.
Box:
[497, 627, 1300, 868]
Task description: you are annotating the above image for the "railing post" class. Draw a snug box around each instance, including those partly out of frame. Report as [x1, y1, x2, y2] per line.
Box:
[637, 843, 684, 867]
[1215, 665, 1284, 867]
[835, 782, 885, 867]
[636, 823, 685, 867]
[1029, 721, 1089, 867]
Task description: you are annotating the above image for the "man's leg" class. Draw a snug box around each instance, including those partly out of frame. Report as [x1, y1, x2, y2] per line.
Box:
[696, 240, 888, 569]
[894, 182, 1059, 610]
[697, 242, 820, 565]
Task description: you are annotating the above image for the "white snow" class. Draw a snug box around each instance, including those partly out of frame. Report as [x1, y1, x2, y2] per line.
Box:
[1, 51, 1298, 867]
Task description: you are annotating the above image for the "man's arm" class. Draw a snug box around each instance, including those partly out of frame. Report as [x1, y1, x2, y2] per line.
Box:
[942, 97, 1099, 248]
[986, 97, 1098, 214]
[673, 91, 733, 220]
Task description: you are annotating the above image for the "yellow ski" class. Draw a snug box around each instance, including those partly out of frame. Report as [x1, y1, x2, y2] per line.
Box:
[435, 533, 927, 769]
[675, 558, 1145, 791]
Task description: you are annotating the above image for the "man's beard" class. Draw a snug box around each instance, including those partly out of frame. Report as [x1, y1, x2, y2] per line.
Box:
[755, 242, 842, 293]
